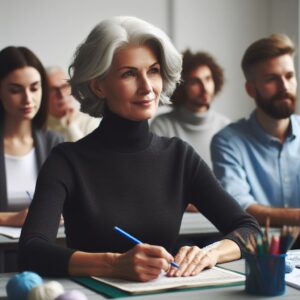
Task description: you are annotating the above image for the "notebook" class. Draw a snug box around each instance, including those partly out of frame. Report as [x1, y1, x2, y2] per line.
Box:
[91, 266, 245, 295]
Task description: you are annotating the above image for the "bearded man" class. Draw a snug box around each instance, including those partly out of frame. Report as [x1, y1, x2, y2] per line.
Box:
[211, 34, 300, 228]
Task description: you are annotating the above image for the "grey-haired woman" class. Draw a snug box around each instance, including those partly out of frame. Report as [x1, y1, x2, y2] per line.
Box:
[19, 16, 260, 281]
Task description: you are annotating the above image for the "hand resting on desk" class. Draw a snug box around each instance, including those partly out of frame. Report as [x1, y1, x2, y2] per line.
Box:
[69, 243, 175, 282]
[168, 238, 241, 278]
[112, 243, 175, 281]
[0, 208, 28, 227]
[69, 239, 241, 282]
[0, 210, 64, 227]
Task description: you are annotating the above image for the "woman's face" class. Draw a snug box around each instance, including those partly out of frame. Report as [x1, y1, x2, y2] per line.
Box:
[92, 44, 163, 121]
[0, 66, 42, 121]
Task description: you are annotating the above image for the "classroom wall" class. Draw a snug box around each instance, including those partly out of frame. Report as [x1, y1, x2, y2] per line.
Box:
[0, 0, 169, 72]
[173, 0, 299, 120]
[0, 0, 298, 120]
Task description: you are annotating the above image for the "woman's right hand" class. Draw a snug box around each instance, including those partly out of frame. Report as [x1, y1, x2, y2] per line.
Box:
[0, 208, 28, 227]
[112, 244, 175, 282]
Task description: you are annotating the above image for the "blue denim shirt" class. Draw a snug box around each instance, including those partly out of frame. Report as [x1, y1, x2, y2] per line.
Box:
[211, 111, 300, 210]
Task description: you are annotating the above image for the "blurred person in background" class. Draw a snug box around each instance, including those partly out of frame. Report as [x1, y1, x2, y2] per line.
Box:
[0, 46, 63, 271]
[47, 66, 100, 142]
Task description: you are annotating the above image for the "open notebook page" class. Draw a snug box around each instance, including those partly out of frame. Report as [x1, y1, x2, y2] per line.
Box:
[92, 266, 245, 294]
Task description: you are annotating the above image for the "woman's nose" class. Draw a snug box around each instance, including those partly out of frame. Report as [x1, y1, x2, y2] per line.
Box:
[23, 90, 32, 104]
[139, 75, 152, 94]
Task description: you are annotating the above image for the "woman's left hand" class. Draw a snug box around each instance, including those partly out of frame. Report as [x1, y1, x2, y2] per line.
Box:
[167, 246, 219, 277]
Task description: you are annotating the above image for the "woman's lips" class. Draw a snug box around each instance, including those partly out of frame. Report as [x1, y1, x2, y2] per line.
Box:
[21, 106, 34, 114]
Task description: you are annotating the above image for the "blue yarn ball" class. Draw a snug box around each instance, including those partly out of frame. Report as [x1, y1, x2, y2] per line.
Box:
[55, 290, 88, 300]
[6, 271, 43, 300]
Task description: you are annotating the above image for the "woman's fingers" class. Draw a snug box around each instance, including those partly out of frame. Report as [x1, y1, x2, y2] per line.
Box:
[131, 246, 169, 272]
[168, 245, 201, 276]
[167, 246, 217, 277]
[140, 244, 174, 269]
[116, 244, 175, 281]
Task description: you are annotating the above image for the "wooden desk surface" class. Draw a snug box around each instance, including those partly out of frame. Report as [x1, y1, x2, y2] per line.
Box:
[0, 260, 299, 299]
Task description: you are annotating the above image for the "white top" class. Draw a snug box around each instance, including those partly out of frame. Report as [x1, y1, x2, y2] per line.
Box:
[5, 148, 38, 211]
[47, 112, 101, 142]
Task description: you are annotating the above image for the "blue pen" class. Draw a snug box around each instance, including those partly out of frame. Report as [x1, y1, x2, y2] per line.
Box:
[114, 226, 180, 269]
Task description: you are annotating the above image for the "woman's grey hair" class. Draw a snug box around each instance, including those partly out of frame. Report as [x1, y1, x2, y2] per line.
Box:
[69, 16, 182, 117]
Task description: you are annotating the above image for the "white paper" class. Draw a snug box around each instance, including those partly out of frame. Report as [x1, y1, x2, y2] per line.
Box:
[92, 266, 245, 294]
[285, 268, 300, 290]
[286, 250, 300, 290]
[0, 226, 21, 239]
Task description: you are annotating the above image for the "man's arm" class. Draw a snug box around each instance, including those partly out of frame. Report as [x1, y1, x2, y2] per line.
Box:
[211, 130, 256, 209]
[246, 204, 300, 226]
[211, 131, 300, 226]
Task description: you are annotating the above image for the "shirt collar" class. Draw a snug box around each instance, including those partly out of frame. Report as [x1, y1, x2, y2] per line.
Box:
[289, 114, 299, 140]
[249, 110, 297, 144]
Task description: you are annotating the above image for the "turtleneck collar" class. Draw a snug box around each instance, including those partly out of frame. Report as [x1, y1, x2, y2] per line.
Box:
[175, 106, 212, 126]
[95, 108, 152, 153]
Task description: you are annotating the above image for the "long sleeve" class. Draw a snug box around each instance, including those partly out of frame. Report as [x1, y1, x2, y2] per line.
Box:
[18, 147, 75, 276]
[210, 129, 256, 210]
[184, 144, 261, 253]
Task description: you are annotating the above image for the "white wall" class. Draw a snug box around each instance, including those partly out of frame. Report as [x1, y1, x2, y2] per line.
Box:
[269, 0, 299, 112]
[0, 0, 170, 71]
[0, 0, 298, 119]
[173, 0, 299, 120]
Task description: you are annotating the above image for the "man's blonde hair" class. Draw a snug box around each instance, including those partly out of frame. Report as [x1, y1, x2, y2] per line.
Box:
[241, 34, 295, 80]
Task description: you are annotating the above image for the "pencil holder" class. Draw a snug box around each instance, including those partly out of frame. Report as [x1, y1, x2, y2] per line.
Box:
[245, 253, 286, 296]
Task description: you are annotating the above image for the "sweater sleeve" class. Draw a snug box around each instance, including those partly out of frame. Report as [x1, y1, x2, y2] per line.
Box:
[187, 147, 261, 254]
[18, 145, 75, 276]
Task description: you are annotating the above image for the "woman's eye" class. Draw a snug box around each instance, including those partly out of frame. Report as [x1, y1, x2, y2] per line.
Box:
[9, 87, 22, 94]
[31, 85, 41, 92]
[121, 70, 135, 78]
[149, 67, 160, 74]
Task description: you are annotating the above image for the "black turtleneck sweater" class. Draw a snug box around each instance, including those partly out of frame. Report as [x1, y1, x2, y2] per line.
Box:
[19, 109, 260, 276]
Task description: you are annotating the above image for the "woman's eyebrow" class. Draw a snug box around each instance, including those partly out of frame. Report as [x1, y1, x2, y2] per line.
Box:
[117, 62, 160, 71]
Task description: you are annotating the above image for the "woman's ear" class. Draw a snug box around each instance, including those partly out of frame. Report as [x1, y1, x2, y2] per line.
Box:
[89, 78, 105, 98]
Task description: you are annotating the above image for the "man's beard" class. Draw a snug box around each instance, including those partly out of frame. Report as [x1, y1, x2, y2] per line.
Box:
[255, 89, 297, 119]
[188, 93, 212, 111]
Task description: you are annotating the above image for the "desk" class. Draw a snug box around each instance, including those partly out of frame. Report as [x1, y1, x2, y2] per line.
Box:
[180, 212, 218, 235]
[0, 227, 66, 273]
[0, 214, 217, 272]
[0, 226, 66, 251]
[0, 260, 299, 299]
[0, 213, 218, 251]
